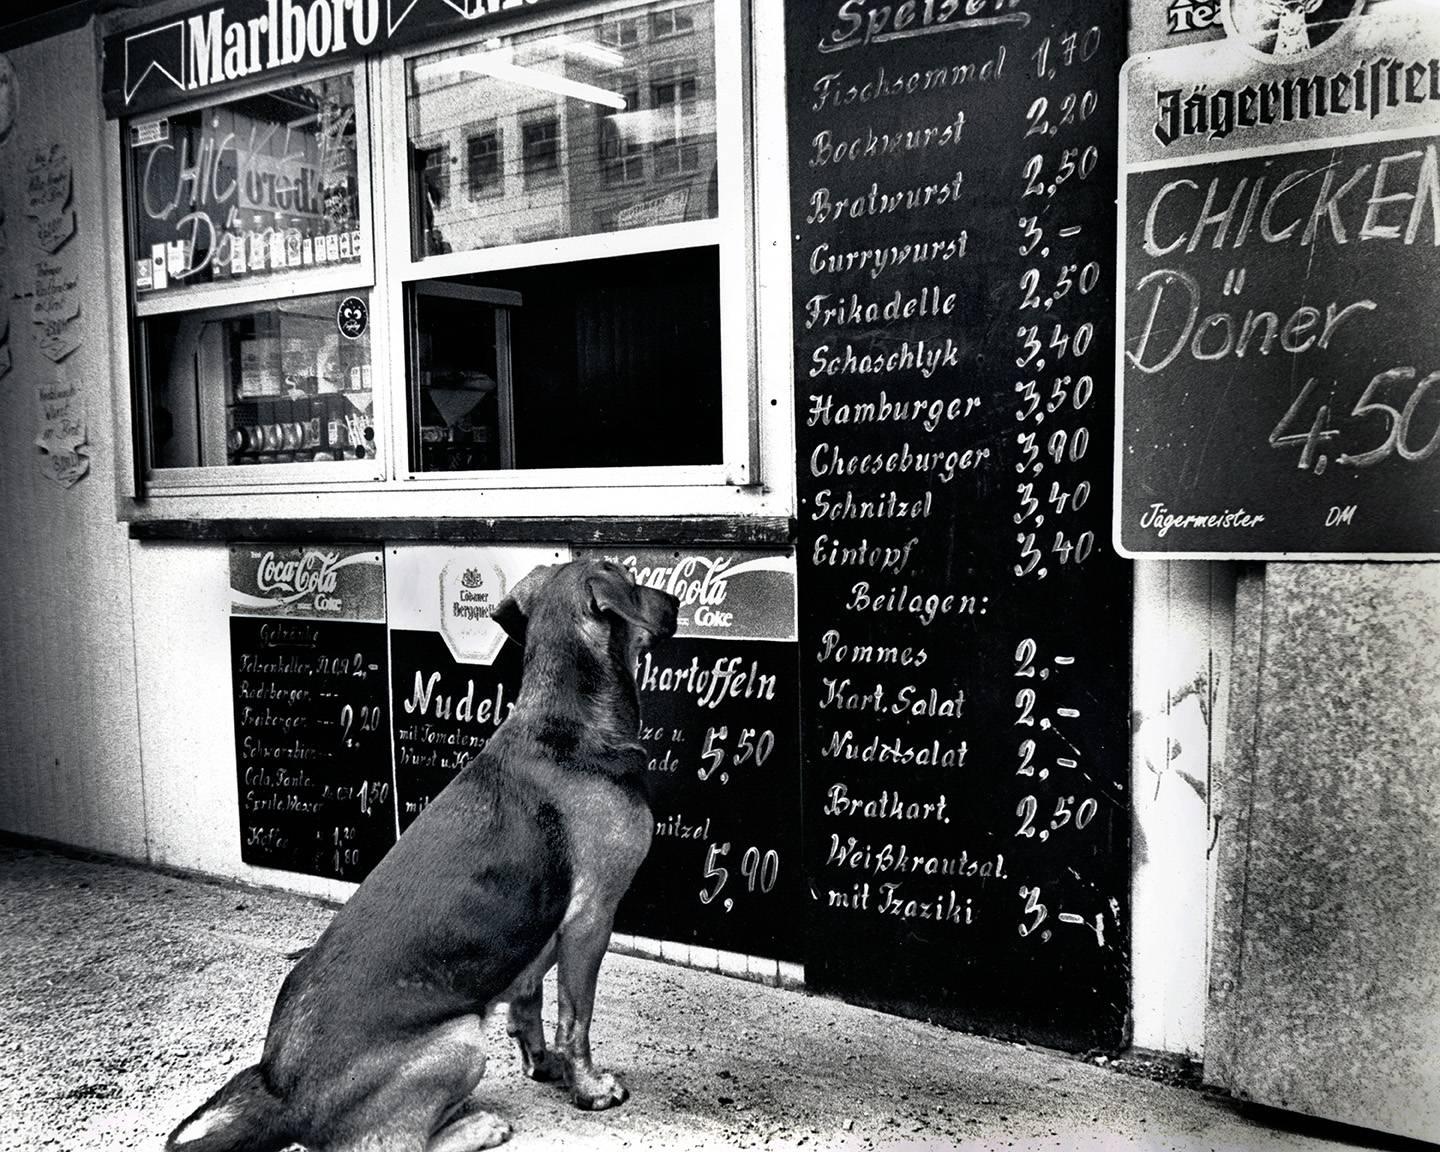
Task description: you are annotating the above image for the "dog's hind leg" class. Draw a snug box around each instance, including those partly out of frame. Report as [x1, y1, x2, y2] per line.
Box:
[324, 1016, 505, 1152]
[427, 1109, 512, 1152]
[502, 937, 564, 1083]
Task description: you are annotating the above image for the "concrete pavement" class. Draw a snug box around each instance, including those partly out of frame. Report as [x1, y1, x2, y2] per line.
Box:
[0, 842, 1420, 1152]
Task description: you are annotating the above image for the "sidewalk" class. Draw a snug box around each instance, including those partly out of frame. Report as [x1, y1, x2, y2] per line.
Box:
[0, 842, 1415, 1152]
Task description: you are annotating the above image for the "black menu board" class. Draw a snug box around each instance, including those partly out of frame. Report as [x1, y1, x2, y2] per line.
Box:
[1117, 15, 1440, 557]
[786, 3, 1130, 1050]
[229, 546, 397, 881]
[585, 548, 803, 961]
[389, 628, 524, 830]
[616, 636, 801, 959]
[384, 545, 562, 830]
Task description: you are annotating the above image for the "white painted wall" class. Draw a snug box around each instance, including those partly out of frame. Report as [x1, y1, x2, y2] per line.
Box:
[0, 26, 146, 860]
[1129, 561, 1235, 1055]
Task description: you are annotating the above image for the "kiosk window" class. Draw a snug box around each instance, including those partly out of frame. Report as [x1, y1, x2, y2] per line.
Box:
[143, 291, 376, 469]
[122, 67, 379, 486]
[404, 0, 718, 255]
[127, 73, 363, 297]
[399, 0, 736, 480]
[113, 0, 754, 501]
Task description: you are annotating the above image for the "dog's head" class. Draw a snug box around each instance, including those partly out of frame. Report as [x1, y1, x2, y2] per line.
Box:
[493, 559, 679, 660]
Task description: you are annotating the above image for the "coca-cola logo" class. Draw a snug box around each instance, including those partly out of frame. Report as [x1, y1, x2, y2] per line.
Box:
[628, 554, 734, 608]
[256, 549, 341, 602]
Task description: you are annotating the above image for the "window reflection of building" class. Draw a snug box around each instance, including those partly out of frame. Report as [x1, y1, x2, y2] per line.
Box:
[466, 126, 503, 199]
[407, 1, 717, 255]
[521, 114, 561, 186]
[600, 70, 644, 186]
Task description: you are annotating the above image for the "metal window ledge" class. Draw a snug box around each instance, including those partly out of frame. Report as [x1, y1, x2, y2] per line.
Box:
[127, 516, 796, 548]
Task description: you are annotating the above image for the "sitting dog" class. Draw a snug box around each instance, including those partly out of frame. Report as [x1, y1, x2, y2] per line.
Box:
[168, 559, 679, 1152]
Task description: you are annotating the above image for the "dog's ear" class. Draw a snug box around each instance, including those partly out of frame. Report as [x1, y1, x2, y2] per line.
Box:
[493, 564, 557, 648]
[588, 572, 678, 638]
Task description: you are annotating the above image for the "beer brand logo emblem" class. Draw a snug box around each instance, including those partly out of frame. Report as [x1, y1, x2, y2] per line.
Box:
[1221, 0, 1365, 60]
[1166, 0, 1220, 35]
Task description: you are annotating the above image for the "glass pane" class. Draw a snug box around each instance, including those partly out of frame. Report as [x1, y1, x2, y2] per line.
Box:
[127, 73, 362, 297]
[410, 290, 506, 473]
[144, 291, 375, 469]
[409, 247, 721, 472]
[406, 1, 718, 258]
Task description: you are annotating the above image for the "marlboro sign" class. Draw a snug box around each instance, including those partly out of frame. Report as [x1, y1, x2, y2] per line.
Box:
[103, 0, 585, 117]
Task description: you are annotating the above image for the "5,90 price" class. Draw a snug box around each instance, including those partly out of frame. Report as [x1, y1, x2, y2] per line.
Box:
[699, 842, 780, 910]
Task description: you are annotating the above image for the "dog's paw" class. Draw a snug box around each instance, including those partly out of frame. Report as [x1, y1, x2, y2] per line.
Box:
[432, 1109, 513, 1151]
[570, 1070, 629, 1111]
[521, 1049, 565, 1084]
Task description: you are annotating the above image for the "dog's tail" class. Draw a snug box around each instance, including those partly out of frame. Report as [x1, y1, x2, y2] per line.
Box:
[165, 1064, 297, 1152]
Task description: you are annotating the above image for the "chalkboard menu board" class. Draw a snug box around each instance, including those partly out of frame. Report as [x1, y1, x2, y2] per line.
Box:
[581, 549, 803, 961]
[786, 3, 1130, 1049]
[230, 545, 397, 881]
[386, 545, 563, 829]
[1118, 12, 1440, 557]
[389, 628, 526, 829]
[386, 544, 804, 960]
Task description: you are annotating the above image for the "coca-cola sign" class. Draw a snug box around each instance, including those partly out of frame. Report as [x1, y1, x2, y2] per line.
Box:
[579, 548, 797, 642]
[230, 544, 385, 621]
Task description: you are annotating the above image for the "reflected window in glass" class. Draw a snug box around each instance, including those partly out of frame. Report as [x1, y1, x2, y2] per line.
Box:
[405, 1, 716, 256]
[467, 127, 504, 199]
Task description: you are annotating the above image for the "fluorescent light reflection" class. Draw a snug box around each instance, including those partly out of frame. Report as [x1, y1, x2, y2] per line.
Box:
[416, 45, 628, 110]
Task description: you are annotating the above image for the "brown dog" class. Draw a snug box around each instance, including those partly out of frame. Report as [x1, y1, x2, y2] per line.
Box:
[167, 558, 678, 1152]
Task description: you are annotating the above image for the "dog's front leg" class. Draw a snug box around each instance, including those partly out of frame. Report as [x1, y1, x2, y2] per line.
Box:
[502, 939, 564, 1083]
[506, 984, 564, 1083]
[553, 913, 627, 1110]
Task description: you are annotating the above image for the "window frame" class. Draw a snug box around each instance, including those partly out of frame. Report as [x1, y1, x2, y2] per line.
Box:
[377, 0, 756, 492]
[104, 0, 769, 516]
[118, 57, 388, 493]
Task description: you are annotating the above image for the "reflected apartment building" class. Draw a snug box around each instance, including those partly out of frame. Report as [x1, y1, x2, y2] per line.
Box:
[408, 2, 718, 255]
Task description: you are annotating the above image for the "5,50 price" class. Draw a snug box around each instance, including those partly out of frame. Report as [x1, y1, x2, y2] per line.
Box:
[698, 725, 775, 784]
